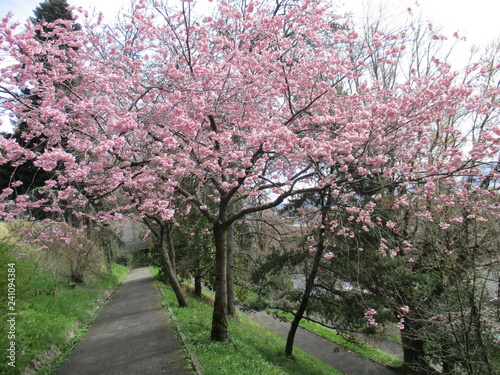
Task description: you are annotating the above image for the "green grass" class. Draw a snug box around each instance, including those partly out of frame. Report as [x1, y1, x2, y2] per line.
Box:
[0, 243, 128, 375]
[270, 309, 403, 367]
[155, 278, 343, 374]
[385, 332, 403, 344]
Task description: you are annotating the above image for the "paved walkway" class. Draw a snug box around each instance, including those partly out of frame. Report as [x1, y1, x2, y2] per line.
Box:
[246, 311, 400, 375]
[56, 267, 193, 375]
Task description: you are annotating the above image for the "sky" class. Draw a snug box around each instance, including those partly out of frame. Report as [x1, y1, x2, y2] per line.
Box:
[341, 0, 500, 47]
[1, 0, 499, 47]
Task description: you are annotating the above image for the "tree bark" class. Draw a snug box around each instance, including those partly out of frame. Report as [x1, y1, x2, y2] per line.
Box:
[194, 245, 203, 297]
[211, 223, 229, 341]
[401, 320, 429, 375]
[227, 223, 236, 316]
[285, 244, 323, 356]
[160, 240, 189, 308]
[166, 223, 176, 273]
[285, 190, 329, 356]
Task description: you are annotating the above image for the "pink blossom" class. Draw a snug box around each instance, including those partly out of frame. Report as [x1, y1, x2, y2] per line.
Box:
[424, 181, 436, 195]
[397, 306, 410, 330]
[364, 308, 378, 326]
[386, 221, 397, 229]
[439, 222, 451, 230]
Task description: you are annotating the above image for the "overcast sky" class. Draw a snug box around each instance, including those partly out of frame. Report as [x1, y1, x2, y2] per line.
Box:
[1, 0, 499, 46]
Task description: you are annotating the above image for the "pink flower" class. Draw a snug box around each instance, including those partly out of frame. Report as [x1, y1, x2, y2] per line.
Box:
[324, 252, 335, 260]
[439, 222, 450, 230]
[424, 181, 436, 195]
[386, 221, 396, 229]
[364, 308, 378, 326]
[397, 306, 410, 330]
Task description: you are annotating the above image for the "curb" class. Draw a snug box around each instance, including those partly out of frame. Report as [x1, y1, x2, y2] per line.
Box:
[155, 281, 205, 375]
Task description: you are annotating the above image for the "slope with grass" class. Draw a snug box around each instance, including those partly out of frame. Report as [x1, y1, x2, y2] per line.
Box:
[0, 239, 128, 375]
[155, 277, 343, 375]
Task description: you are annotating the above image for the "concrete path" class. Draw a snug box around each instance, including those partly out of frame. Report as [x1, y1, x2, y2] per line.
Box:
[246, 311, 400, 375]
[56, 267, 193, 375]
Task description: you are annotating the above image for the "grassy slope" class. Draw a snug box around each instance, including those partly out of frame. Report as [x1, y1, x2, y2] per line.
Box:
[0, 241, 128, 375]
[155, 278, 343, 375]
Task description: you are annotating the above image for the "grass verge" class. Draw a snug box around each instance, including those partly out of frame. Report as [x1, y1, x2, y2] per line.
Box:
[0, 241, 128, 375]
[155, 279, 343, 374]
[270, 309, 403, 367]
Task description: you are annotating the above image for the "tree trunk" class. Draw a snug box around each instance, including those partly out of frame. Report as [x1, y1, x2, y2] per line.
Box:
[401, 322, 429, 375]
[194, 246, 203, 297]
[166, 223, 176, 272]
[285, 190, 329, 356]
[285, 241, 323, 356]
[141, 217, 188, 307]
[211, 224, 229, 341]
[194, 273, 202, 297]
[470, 293, 495, 375]
[227, 223, 236, 316]
[441, 346, 455, 375]
[160, 241, 189, 308]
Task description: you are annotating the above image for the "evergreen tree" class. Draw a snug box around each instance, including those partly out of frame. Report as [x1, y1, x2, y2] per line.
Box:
[0, 0, 79, 205]
[32, 0, 75, 24]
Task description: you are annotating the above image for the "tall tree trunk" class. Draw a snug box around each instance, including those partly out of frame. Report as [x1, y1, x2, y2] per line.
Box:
[227, 223, 236, 316]
[285, 243, 323, 356]
[211, 223, 229, 341]
[160, 240, 189, 308]
[441, 345, 455, 375]
[285, 190, 329, 356]
[469, 293, 495, 375]
[401, 321, 429, 375]
[142, 217, 188, 307]
[166, 222, 176, 272]
[194, 245, 203, 297]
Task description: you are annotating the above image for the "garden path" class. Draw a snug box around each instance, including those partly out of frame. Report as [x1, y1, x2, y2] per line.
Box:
[56, 267, 193, 375]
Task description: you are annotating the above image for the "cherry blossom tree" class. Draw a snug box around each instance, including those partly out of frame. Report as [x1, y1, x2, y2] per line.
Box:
[0, 0, 498, 344]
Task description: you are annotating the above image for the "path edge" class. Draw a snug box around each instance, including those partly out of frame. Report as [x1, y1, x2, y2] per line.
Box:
[273, 312, 403, 371]
[22, 270, 129, 375]
[154, 279, 205, 375]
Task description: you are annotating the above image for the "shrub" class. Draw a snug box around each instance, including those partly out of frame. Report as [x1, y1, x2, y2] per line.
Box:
[11, 222, 105, 283]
